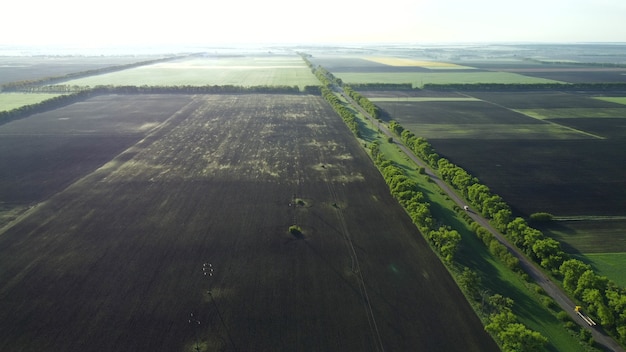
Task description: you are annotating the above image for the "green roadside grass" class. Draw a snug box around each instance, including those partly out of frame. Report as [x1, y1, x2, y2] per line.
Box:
[0, 93, 64, 112]
[349, 100, 592, 351]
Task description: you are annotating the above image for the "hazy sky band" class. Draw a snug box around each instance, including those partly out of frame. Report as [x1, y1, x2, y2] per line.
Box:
[3, 0, 626, 45]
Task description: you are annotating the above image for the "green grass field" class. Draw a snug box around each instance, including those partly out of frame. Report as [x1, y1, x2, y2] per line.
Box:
[0, 93, 64, 112]
[542, 219, 626, 254]
[336, 71, 563, 88]
[580, 253, 626, 287]
[60, 56, 320, 89]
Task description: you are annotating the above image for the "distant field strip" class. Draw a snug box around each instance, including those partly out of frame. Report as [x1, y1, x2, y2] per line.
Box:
[517, 108, 626, 119]
[59, 56, 319, 88]
[364, 56, 474, 69]
[336, 72, 562, 88]
[398, 123, 593, 139]
[0, 93, 64, 111]
[594, 97, 626, 105]
[369, 97, 481, 102]
[513, 109, 606, 139]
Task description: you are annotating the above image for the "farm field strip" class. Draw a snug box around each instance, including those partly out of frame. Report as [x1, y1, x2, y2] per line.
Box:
[335, 71, 564, 88]
[516, 107, 626, 119]
[369, 97, 481, 102]
[511, 110, 606, 139]
[0, 94, 498, 351]
[394, 123, 597, 139]
[58, 56, 320, 89]
[0, 93, 65, 111]
[595, 97, 626, 105]
[363, 56, 475, 69]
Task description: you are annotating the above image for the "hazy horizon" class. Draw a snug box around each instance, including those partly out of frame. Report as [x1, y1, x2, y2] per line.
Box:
[3, 0, 626, 48]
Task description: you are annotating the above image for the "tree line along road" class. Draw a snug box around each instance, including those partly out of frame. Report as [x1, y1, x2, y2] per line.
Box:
[336, 86, 625, 352]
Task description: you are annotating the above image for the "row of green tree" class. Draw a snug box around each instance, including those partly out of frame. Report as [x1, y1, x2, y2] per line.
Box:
[343, 86, 380, 119]
[375, 123, 547, 351]
[319, 86, 360, 137]
[370, 141, 463, 263]
[0, 55, 190, 92]
[388, 119, 626, 345]
[305, 56, 462, 263]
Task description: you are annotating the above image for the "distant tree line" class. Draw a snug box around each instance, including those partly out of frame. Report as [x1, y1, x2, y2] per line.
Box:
[0, 55, 192, 92]
[388, 119, 626, 346]
[320, 86, 360, 137]
[343, 86, 380, 119]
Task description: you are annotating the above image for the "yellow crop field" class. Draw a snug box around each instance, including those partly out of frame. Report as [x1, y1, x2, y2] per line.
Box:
[364, 56, 473, 69]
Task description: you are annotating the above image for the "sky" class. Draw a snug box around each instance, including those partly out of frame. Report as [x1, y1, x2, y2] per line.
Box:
[2, 0, 626, 47]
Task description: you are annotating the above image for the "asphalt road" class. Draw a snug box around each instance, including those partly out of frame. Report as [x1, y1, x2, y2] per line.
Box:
[337, 87, 625, 352]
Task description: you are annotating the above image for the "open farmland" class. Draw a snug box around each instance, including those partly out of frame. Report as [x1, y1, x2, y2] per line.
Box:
[59, 55, 320, 89]
[309, 55, 564, 88]
[373, 90, 626, 215]
[0, 94, 194, 228]
[0, 94, 498, 351]
[367, 88, 626, 265]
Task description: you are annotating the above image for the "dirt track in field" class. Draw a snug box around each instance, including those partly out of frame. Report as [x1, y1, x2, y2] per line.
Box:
[0, 94, 498, 352]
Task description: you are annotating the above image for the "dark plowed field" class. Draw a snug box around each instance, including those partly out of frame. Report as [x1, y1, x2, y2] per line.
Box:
[0, 94, 194, 206]
[0, 94, 497, 351]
